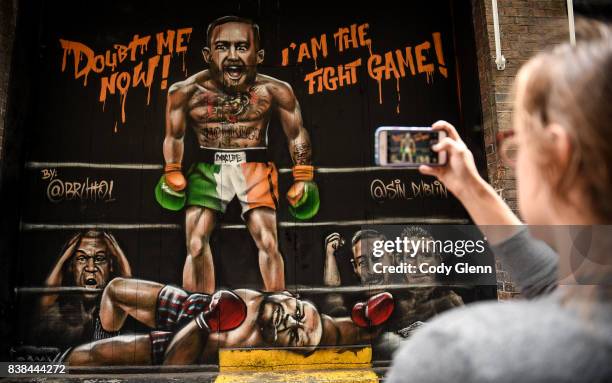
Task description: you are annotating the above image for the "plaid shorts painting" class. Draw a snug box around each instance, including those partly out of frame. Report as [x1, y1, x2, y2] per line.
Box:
[150, 285, 211, 364]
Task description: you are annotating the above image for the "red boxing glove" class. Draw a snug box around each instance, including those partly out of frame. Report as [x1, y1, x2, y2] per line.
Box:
[351, 292, 394, 328]
[195, 290, 247, 332]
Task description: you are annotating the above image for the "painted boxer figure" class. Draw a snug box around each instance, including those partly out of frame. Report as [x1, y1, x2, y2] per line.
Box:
[160, 16, 317, 294]
[66, 277, 394, 365]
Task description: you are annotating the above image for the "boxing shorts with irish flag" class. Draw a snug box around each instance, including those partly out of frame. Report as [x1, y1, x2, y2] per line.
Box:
[186, 148, 279, 218]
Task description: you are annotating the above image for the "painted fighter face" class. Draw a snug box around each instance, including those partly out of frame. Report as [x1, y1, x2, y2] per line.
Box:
[71, 237, 111, 290]
[204, 22, 263, 92]
[352, 238, 391, 285]
[258, 293, 323, 350]
[397, 236, 440, 284]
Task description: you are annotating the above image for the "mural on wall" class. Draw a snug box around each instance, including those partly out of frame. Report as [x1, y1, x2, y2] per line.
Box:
[10, 0, 496, 366]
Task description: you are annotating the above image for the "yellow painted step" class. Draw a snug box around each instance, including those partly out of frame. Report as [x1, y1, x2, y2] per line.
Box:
[215, 346, 378, 383]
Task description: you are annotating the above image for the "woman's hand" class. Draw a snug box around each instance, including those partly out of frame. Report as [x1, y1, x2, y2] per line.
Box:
[419, 120, 483, 201]
[419, 120, 522, 231]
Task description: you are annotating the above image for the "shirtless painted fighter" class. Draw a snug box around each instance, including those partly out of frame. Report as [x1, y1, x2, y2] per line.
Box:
[160, 16, 317, 294]
[66, 277, 394, 366]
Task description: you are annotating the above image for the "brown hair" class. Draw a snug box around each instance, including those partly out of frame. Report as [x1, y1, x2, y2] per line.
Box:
[513, 20, 612, 222]
[206, 16, 261, 49]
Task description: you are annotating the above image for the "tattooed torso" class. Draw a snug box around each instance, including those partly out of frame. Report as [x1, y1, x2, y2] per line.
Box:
[186, 76, 273, 149]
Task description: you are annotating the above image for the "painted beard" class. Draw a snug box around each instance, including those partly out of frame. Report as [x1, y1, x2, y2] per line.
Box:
[362, 271, 385, 285]
[211, 59, 255, 91]
[257, 296, 322, 349]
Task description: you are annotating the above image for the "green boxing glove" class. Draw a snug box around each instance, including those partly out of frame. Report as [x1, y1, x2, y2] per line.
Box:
[154, 163, 186, 211]
[287, 165, 320, 220]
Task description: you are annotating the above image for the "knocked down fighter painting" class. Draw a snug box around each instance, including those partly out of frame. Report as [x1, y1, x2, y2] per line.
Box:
[65, 277, 394, 365]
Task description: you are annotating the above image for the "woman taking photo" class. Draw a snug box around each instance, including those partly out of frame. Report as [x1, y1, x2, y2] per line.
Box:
[387, 21, 612, 382]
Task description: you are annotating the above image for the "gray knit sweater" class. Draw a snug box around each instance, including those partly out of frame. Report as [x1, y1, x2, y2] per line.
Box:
[386, 228, 612, 383]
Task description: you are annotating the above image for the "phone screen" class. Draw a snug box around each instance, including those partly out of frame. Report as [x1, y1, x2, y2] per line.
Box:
[386, 131, 440, 165]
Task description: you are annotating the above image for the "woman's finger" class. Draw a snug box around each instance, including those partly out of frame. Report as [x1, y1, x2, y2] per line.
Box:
[432, 120, 461, 142]
[432, 137, 463, 154]
[419, 164, 441, 177]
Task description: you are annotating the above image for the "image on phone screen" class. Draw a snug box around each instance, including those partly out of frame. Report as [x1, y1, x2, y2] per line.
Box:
[375, 127, 447, 166]
[387, 131, 439, 164]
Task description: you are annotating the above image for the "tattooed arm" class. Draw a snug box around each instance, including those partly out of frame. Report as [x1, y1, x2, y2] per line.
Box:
[163, 80, 191, 166]
[272, 80, 312, 165]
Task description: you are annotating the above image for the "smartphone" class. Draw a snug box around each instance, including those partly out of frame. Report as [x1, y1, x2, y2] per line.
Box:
[375, 126, 447, 167]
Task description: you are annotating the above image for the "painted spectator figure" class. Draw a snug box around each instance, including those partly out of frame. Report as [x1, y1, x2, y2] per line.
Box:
[324, 230, 395, 288]
[34, 230, 131, 348]
[323, 227, 463, 336]
[322, 230, 394, 317]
